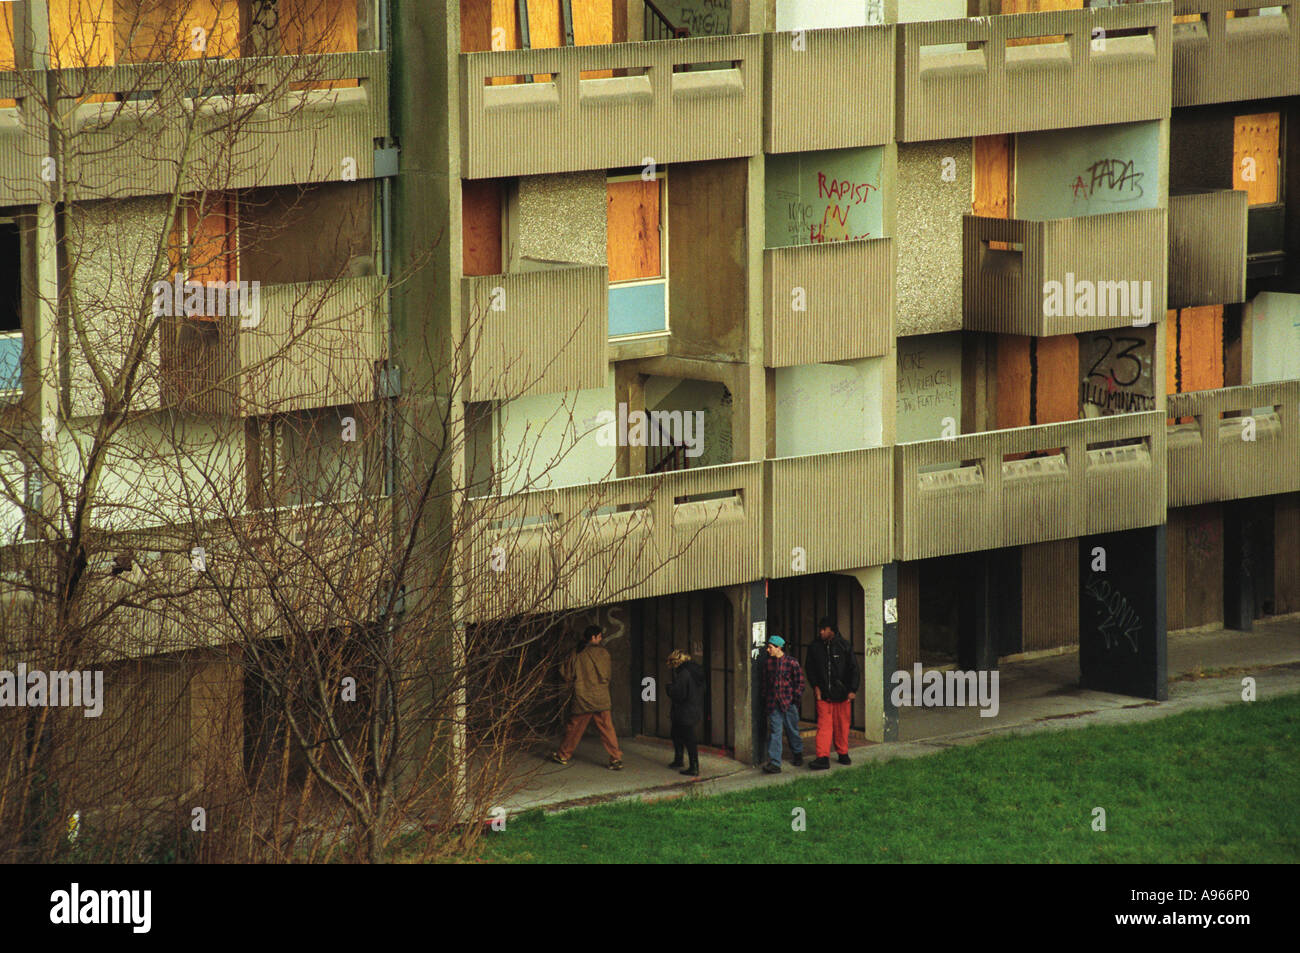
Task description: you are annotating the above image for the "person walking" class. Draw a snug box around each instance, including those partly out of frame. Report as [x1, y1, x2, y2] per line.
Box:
[551, 624, 624, 770]
[805, 615, 859, 770]
[761, 635, 804, 774]
[666, 649, 705, 777]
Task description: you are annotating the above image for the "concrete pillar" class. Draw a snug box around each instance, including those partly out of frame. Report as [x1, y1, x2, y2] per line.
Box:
[1079, 525, 1168, 701]
[846, 565, 898, 743]
[725, 580, 767, 764]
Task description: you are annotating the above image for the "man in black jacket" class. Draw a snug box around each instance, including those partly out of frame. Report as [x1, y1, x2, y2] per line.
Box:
[666, 649, 705, 777]
[805, 616, 859, 770]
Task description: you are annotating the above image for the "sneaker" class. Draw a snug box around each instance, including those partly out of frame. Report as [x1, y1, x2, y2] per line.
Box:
[607, 759, 624, 771]
[838, 753, 852, 765]
[809, 757, 830, 771]
[549, 752, 569, 766]
[791, 754, 804, 767]
[680, 765, 700, 777]
[761, 762, 782, 774]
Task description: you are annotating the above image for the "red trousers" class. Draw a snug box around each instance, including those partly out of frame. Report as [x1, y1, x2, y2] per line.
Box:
[815, 698, 851, 758]
[558, 709, 623, 761]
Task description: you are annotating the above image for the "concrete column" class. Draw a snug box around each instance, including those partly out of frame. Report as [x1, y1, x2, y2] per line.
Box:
[846, 564, 898, 742]
[725, 580, 767, 764]
[1079, 525, 1168, 701]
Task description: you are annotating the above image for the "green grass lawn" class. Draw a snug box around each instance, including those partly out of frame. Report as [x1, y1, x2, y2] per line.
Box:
[474, 693, 1300, 863]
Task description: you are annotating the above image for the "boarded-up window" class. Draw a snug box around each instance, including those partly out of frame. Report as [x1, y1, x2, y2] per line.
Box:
[187, 194, 238, 287]
[280, 0, 359, 89]
[607, 178, 662, 282]
[112, 0, 241, 63]
[1233, 112, 1280, 206]
[463, 179, 503, 277]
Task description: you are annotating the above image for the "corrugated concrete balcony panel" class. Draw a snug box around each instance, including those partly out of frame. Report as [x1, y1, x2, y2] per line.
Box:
[896, 412, 1164, 560]
[765, 448, 892, 579]
[963, 209, 1167, 336]
[465, 461, 763, 619]
[0, 72, 49, 207]
[460, 35, 762, 179]
[764, 26, 894, 154]
[64, 52, 389, 199]
[237, 275, 387, 418]
[763, 238, 894, 367]
[1172, 0, 1300, 107]
[463, 267, 609, 401]
[1081, 411, 1166, 535]
[1167, 381, 1300, 507]
[897, 5, 1172, 142]
[1168, 190, 1247, 309]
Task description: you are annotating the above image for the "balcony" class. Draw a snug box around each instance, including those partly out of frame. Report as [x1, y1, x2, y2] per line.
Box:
[462, 267, 609, 401]
[1168, 190, 1247, 309]
[1167, 381, 1300, 507]
[895, 412, 1166, 561]
[466, 461, 763, 618]
[764, 25, 893, 154]
[167, 275, 387, 417]
[764, 238, 894, 367]
[459, 34, 762, 179]
[897, 5, 1171, 142]
[61, 51, 389, 200]
[765, 447, 892, 578]
[1172, 0, 1300, 107]
[0, 72, 47, 207]
[963, 209, 1167, 335]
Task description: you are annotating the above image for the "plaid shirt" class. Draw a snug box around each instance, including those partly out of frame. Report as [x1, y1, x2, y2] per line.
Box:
[764, 653, 804, 712]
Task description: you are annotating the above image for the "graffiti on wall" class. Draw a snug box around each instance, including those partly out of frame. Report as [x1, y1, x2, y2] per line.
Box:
[765, 148, 884, 249]
[1079, 327, 1156, 415]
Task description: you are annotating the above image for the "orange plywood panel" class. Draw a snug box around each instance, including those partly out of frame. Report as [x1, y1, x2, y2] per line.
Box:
[462, 179, 503, 277]
[1166, 309, 1179, 395]
[574, 0, 614, 77]
[462, 0, 494, 52]
[53, 0, 115, 70]
[1004, 0, 1081, 46]
[112, 0, 240, 63]
[1177, 305, 1224, 394]
[281, 0, 358, 54]
[187, 194, 238, 300]
[972, 134, 1012, 219]
[1035, 333, 1080, 424]
[1233, 112, 1280, 207]
[607, 178, 661, 282]
[0, 6, 14, 107]
[996, 334, 1032, 430]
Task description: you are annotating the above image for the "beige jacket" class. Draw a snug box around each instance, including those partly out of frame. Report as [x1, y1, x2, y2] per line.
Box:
[563, 644, 613, 715]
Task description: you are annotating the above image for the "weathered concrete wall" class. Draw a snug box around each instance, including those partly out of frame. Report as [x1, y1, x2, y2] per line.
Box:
[895, 332, 962, 442]
[496, 370, 617, 494]
[896, 141, 970, 336]
[773, 358, 884, 456]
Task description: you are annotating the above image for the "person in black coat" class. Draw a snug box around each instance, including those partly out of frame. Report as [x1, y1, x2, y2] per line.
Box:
[805, 616, 860, 770]
[666, 649, 705, 777]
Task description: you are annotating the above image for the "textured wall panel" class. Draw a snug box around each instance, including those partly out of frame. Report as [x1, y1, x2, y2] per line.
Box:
[238, 275, 387, 417]
[896, 411, 1165, 560]
[1168, 190, 1247, 310]
[765, 447, 893, 578]
[963, 208, 1168, 335]
[461, 35, 762, 179]
[0, 71, 50, 207]
[465, 461, 763, 619]
[64, 52, 389, 200]
[896, 140, 970, 336]
[764, 25, 894, 154]
[897, 5, 1172, 142]
[463, 266, 609, 401]
[1167, 381, 1300, 507]
[763, 237, 894, 367]
[1172, 0, 1300, 107]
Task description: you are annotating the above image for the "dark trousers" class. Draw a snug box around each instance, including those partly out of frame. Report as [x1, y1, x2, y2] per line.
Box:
[671, 720, 698, 766]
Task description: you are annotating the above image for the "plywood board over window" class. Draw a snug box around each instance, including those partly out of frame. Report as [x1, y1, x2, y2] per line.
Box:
[462, 179, 503, 277]
[281, 0, 359, 88]
[1233, 112, 1280, 207]
[111, 0, 241, 63]
[607, 178, 661, 282]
